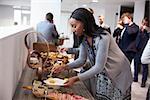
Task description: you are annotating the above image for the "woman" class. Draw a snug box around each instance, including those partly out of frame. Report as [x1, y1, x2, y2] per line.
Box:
[141, 38, 150, 100]
[53, 8, 132, 100]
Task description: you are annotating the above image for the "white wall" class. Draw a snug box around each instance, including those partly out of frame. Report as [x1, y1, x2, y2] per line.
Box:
[60, 11, 71, 34]
[0, 26, 33, 100]
[59, 11, 74, 48]
[85, 3, 119, 33]
[30, 0, 61, 32]
[104, 5, 119, 33]
[0, 5, 14, 26]
[133, 0, 145, 26]
[0, 0, 30, 7]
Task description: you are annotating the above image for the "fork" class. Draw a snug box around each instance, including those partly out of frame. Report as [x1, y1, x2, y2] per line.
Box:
[48, 67, 54, 77]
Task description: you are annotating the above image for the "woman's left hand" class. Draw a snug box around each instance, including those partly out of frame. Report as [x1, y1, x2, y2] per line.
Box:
[64, 76, 79, 87]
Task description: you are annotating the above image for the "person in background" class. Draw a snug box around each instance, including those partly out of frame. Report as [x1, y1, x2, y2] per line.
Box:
[98, 15, 111, 34]
[36, 12, 59, 45]
[141, 37, 150, 100]
[113, 19, 124, 45]
[61, 33, 84, 60]
[53, 8, 132, 100]
[134, 17, 150, 87]
[119, 12, 139, 63]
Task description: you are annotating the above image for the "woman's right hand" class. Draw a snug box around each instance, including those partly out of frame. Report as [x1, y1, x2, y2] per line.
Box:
[59, 48, 68, 53]
[52, 65, 67, 74]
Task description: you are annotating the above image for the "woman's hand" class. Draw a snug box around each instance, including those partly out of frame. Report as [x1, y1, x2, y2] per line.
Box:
[64, 76, 79, 87]
[58, 47, 68, 53]
[52, 65, 68, 74]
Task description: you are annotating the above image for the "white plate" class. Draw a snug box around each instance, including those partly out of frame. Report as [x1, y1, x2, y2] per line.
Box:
[43, 78, 67, 86]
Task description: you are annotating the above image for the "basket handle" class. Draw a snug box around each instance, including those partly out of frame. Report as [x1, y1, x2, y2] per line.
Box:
[24, 31, 50, 68]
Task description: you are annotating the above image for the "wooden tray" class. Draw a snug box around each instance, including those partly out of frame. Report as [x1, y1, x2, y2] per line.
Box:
[33, 42, 57, 53]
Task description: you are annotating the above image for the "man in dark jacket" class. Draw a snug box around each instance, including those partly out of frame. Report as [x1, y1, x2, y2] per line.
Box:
[119, 13, 139, 63]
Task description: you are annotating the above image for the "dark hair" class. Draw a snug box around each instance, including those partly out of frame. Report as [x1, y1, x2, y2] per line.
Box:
[87, 8, 94, 14]
[142, 17, 149, 27]
[70, 8, 99, 37]
[46, 12, 53, 22]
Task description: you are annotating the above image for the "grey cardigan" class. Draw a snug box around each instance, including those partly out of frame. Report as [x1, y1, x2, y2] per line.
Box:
[68, 33, 132, 94]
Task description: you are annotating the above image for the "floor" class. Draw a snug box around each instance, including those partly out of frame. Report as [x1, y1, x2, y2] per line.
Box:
[132, 74, 149, 100]
[131, 61, 149, 100]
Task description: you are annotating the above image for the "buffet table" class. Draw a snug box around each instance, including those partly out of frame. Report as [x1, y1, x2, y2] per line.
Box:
[13, 66, 95, 100]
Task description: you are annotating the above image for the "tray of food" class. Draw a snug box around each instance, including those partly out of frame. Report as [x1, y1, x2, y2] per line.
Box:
[46, 92, 89, 100]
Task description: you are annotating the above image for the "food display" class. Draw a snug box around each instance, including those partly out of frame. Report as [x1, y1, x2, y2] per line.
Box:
[28, 51, 72, 80]
[44, 78, 68, 86]
[22, 33, 94, 100]
[32, 80, 51, 97]
[33, 90, 89, 100]
[31, 83, 88, 100]
[32, 86, 46, 97]
[31, 79, 88, 100]
[29, 52, 70, 69]
[46, 92, 89, 100]
[25, 51, 88, 100]
[23, 80, 89, 100]
[40, 52, 69, 67]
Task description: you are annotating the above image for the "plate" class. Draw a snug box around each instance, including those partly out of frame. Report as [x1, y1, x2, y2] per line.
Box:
[43, 78, 67, 86]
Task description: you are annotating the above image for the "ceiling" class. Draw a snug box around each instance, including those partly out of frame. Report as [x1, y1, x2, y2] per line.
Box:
[0, 0, 146, 11]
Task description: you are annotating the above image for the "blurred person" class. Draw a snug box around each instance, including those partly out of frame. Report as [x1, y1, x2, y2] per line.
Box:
[98, 15, 111, 34]
[141, 39, 150, 64]
[141, 37, 150, 100]
[119, 12, 139, 63]
[134, 17, 150, 87]
[61, 33, 84, 60]
[36, 12, 59, 45]
[53, 8, 132, 100]
[113, 19, 124, 45]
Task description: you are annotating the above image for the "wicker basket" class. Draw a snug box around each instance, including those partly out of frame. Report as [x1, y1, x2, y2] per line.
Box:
[24, 31, 57, 80]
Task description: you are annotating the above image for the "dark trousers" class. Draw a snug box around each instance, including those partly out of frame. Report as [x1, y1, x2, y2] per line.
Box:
[124, 51, 136, 63]
[134, 61, 148, 82]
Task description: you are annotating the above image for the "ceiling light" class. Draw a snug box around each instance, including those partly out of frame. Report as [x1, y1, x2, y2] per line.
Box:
[92, 0, 98, 2]
[82, 4, 87, 7]
[13, 6, 21, 9]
